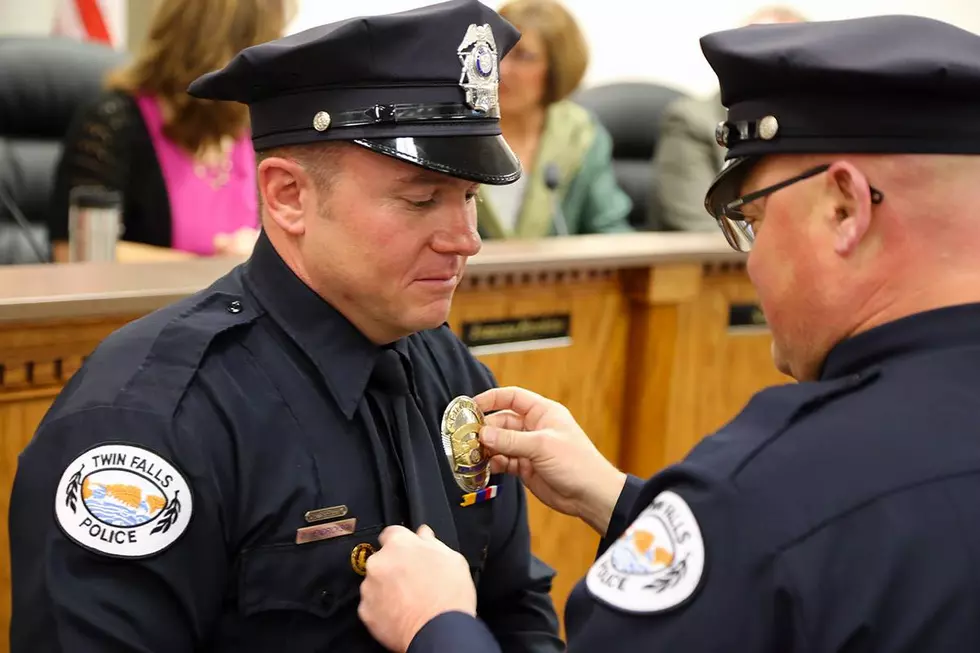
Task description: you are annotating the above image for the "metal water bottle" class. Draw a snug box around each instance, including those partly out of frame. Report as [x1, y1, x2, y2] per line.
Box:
[68, 186, 122, 263]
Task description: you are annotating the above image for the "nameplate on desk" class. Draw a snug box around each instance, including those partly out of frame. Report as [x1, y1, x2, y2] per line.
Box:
[728, 303, 768, 333]
[462, 314, 571, 356]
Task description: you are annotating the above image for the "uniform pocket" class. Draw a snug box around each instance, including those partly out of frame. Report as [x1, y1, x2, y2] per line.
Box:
[238, 523, 383, 620]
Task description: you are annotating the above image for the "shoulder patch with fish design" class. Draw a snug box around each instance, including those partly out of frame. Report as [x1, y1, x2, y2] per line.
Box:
[55, 443, 193, 559]
[586, 490, 705, 613]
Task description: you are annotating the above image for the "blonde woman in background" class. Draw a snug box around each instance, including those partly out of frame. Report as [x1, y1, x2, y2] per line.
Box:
[479, 0, 633, 239]
[47, 0, 293, 260]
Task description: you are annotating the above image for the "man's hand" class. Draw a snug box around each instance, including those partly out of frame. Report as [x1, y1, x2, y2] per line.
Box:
[476, 386, 627, 536]
[358, 525, 476, 653]
[212, 227, 259, 256]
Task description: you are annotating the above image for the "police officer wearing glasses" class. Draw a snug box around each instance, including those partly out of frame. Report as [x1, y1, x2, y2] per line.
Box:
[356, 15, 980, 653]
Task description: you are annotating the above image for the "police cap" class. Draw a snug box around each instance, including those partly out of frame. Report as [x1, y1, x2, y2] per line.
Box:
[701, 15, 980, 224]
[187, 0, 522, 185]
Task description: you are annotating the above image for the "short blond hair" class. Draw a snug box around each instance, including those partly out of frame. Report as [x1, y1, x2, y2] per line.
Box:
[498, 0, 589, 105]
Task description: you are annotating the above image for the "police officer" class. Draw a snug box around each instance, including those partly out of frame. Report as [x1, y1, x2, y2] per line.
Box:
[356, 14, 980, 652]
[9, 1, 563, 651]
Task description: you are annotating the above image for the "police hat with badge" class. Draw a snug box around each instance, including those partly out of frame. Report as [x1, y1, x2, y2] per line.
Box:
[187, 0, 521, 185]
[700, 15, 980, 252]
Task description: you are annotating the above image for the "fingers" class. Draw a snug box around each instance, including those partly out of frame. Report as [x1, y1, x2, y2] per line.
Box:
[518, 457, 535, 479]
[416, 524, 435, 540]
[484, 410, 525, 431]
[489, 454, 509, 475]
[213, 233, 230, 250]
[489, 453, 521, 477]
[480, 426, 541, 459]
[378, 524, 413, 546]
[474, 386, 550, 418]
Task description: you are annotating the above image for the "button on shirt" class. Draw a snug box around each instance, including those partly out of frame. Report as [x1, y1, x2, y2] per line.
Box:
[9, 231, 562, 652]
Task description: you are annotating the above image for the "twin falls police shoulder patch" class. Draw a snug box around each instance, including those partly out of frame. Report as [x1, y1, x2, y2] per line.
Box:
[55, 443, 193, 559]
[586, 490, 705, 613]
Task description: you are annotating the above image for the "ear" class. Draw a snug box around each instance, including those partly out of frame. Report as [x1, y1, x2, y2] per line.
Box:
[826, 161, 875, 256]
[257, 156, 317, 236]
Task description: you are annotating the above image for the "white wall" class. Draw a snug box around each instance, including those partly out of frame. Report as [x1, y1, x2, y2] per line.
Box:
[0, 0, 59, 35]
[0, 0, 127, 48]
[287, 0, 980, 98]
[4, 0, 976, 97]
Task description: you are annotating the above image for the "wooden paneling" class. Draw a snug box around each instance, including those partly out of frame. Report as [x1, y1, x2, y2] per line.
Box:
[621, 264, 791, 480]
[0, 255, 789, 646]
[0, 392, 61, 645]
[451, 271, 629, 626]
[0, 316, 138, 647]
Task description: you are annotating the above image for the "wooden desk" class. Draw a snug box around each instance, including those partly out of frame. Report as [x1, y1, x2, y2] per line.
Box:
[115, 241, 196, 262]
[0, 233, 790, 645]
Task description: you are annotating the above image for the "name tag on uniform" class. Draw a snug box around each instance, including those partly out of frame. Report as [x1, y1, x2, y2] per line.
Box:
[295, 517, 356, 544]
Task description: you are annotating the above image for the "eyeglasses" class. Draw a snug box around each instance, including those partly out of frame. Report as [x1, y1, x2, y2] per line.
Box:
[716, 164, 885, 252]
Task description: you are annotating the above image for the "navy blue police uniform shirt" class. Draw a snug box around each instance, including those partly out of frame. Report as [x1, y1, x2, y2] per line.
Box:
[9, 231, 562, 652]
[405, 12, 980, 652]
[408, 304, 980, 653]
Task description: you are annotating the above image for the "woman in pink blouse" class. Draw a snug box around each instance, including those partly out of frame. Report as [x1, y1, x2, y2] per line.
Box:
[49, 0, 294, 260]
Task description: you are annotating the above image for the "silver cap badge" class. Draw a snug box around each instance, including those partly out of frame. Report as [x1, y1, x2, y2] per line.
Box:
[457, 23, 500, 116]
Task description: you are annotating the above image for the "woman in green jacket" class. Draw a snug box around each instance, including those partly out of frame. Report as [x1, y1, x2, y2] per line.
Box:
[479, 0, 633, 239]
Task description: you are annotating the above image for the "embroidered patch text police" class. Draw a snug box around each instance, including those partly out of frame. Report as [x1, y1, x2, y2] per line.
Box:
[586, 490, 705, 613]
[55, 443, 193, 558]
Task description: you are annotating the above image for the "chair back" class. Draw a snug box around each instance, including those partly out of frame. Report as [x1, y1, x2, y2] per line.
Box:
[0, 37, 126, 263]
[574, 81, 688, 230]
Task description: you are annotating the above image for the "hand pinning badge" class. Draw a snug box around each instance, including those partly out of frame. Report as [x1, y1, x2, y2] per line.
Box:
[441, 395, 497, 506]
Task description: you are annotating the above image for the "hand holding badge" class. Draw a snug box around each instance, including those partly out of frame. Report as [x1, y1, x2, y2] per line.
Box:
[441, 396, 498, 506]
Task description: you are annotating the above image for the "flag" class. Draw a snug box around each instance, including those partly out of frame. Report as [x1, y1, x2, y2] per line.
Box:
[52, 0, 126, 49]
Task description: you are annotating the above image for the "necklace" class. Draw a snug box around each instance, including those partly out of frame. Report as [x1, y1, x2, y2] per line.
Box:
[193, 136, 234, 189]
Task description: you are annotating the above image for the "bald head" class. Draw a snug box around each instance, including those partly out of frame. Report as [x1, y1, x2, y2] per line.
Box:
[738, 152, 980, 381]
[823, 154, 980, 255]
[744, 152, 980, 250]
[743, 5, 806, 26]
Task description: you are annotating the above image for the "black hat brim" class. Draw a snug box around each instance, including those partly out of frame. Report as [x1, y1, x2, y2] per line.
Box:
[703, 156, 759, 218]
[353, 134, 521, 186]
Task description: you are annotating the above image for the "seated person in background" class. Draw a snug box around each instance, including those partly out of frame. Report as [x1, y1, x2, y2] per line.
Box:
[47, 0, 292, 261]
[479, 0, 633, 239]
[649, 5, 806, 231]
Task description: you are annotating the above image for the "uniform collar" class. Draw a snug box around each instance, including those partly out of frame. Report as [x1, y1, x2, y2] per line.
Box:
[820, 302, 980, 380]
[243, 230, 407, 419]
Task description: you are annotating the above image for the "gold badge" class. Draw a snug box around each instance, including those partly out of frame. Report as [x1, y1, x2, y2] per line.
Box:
[350, 542, 376, 576]
[441, 395, 491, 493]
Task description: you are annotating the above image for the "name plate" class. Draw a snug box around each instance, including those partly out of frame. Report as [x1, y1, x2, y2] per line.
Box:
[728, 303, 768, 333]
[462, 314, 571, 356]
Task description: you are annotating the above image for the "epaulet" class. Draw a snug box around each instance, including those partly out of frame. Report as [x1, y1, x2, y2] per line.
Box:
[114, 281, 262, 417]
[680, 371, 879, 483]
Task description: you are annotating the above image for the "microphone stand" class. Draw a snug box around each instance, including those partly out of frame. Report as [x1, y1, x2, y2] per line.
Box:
[543, 162, 569, 236]
[0, 142, 50, 263]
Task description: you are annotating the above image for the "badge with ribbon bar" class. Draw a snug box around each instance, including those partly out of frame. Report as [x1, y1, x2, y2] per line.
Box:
[441, 395, 496, 505]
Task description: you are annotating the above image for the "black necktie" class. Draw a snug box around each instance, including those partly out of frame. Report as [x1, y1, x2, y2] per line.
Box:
[368, 349, 459, 550]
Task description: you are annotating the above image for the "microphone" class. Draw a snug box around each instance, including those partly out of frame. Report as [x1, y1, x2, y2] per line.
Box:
[0, 141, 49, 264]
[543, 162, 570, 236]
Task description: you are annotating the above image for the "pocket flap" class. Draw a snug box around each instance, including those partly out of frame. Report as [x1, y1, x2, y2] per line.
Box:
[238, 524, 382, 620]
